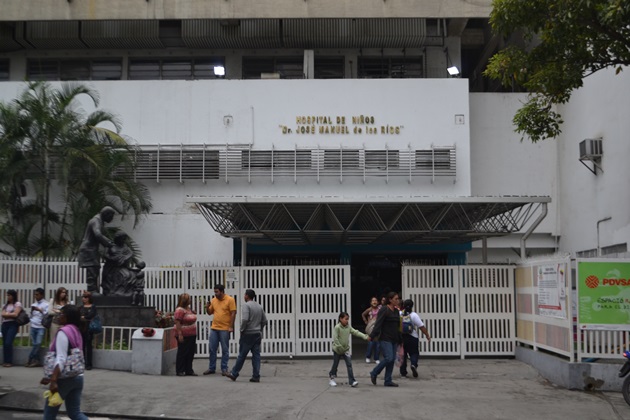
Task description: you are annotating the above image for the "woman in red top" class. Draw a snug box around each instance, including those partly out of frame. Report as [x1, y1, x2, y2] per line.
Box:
[174, 293, 198, 376]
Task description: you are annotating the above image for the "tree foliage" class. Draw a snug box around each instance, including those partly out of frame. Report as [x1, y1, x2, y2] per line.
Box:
[0, 81, 152, 258]
[484, 0, 630, 142]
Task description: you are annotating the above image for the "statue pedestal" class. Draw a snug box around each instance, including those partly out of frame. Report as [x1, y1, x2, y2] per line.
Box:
[97, 306, 155, 327]
[92, 295, 154, 327]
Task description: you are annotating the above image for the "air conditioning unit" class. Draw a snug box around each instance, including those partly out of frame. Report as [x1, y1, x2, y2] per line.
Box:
[579, 138, 603, 160]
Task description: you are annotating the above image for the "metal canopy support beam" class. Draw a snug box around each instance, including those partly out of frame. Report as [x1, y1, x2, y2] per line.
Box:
[191, 197, 551, 247]
[520, 203, 548, 259]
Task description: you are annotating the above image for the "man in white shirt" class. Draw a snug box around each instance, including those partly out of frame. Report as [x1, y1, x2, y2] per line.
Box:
[27, 287, 49, 367]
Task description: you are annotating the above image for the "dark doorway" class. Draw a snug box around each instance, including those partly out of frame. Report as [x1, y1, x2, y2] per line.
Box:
[351, 255, 401, 329]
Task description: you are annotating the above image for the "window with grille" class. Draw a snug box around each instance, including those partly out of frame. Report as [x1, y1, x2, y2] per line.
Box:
[365, 150, 400, 169]
[27, 59, 123, 81]
[128, 58, 224, 80]
[314, 56, 344, 79]
[358, 56, 423, 79]
[323, 149, 360, 169]
[601, 243, 628, 256]
[415, 149, 453, 169]
[273, 150, 312, 169]
[0, 60, 9, 81]
[242, 150, 272, 169]
[242, 56, 304, 79]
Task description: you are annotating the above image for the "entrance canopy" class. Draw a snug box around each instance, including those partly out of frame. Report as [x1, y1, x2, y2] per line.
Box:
[187, 196, 550, 246]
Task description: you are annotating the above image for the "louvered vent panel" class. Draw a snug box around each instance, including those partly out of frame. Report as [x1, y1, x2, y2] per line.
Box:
[0, 23, 23, 52]
[283, 18, 426, 49]
[182, 20, 282, 49]
[82, 21, 163, 49]
[26, 21, 86, 49]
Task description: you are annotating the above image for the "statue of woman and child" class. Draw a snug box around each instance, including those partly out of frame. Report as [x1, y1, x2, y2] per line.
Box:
[77, 207, 146, 305]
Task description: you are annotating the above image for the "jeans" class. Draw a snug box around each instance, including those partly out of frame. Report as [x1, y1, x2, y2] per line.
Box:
[176, 335, 197, 375]
[29, 327, 46, 362]
[208, 329, 230, 372]
[370, 341, 397, 385]
[329, 352, 355, 383]
[43, 375, 89, 420]
[230, 333, 262, 379]
[400, 334, 419, 376]
[81, 331, 93, 368]
[365, 340, 380, 361]
[1, 321, 18, 364]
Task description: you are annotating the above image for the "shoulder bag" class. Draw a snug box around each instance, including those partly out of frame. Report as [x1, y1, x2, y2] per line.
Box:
[43, 328, 85, 379]
[43, 347, 85, 379]
[42, 313, 54, 329]
[88, 314, 103, 334]
[16, 309, 30, 326]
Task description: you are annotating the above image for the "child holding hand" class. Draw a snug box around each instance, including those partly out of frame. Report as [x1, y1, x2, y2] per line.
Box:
[329, 312, 371, 387]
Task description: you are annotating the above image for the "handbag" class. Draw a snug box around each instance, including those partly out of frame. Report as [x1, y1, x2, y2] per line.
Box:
[44, 347, 85, 378]
[88, 315, 103, 334]
[42, 313, 54, 329]
[16, 310, 30, 326]
[365, 318, 376, 336]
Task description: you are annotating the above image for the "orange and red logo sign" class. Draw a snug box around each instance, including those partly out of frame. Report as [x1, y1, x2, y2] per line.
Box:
[585, 275, 599, 288]
[585, 275, 630, 288]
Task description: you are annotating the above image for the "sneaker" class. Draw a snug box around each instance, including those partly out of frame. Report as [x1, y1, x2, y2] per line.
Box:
[225, 372, 237, 381]
[351, 381, 358, 387]
[384, 382, 399, 387]
[249, 377, 260, 383]
[203, 369, 215, 375]
[329, 378, 337, 387]
[365, 358, 371, 363]
[400, 373, 408, 378]
[411, 365, 418, 378]
[24, 360, 32, 367]
[375, 360, 380, 365]
[221, 370, 229, 376]
[370, 374, 377, 385]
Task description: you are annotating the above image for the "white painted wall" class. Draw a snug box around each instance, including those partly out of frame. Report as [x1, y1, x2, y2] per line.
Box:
[468, 92, 559, 262]
[6, 71, 628, 266]
[555, 67, 630, 256]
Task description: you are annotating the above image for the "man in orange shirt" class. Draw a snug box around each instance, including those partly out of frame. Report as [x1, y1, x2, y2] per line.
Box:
[203, 284, 237, 375]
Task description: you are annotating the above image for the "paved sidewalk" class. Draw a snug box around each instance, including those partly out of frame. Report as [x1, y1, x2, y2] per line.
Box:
[0, 357, 629, 420]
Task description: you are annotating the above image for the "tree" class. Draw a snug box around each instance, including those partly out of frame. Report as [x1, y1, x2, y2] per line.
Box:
[0, 81, 152, 258]
[484, 0, 630, 142]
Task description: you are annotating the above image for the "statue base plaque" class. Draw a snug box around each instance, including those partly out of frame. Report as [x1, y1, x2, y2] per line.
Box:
[93, 295, 155, 327]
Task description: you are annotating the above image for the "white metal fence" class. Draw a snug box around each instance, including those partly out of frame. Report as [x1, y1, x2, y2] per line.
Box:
[0, 259, 350, 358]
[402, 265, 516, 359]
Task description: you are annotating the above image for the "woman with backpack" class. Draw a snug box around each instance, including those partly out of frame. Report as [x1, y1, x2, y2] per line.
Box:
[399, 299, 431, 378]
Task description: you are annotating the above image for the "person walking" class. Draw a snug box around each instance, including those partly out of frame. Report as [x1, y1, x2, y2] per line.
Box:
[41, 304, 88, 420]
[225, 289, 267, 382]
[328, 311, 370, 387]
[399, 299, 431, 378]
[48, 287, 69, 340]
[368, 291, 402, 387]
[1, 290, 23, 367]
[26, 288, 49, 367]
[203, 284, 236, 376]
[79, 292, 97, 370]
[174, 293, 198, 376]
[362, 296, 381, 364]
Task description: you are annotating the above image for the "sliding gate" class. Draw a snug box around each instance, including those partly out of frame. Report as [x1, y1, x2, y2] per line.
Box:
[177, 265, 351, 358]
[402, 265, 515, 358]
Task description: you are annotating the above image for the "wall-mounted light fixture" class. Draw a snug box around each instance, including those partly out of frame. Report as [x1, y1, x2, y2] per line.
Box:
[444, 47, 460, 78]
[447, 66, 460, 76]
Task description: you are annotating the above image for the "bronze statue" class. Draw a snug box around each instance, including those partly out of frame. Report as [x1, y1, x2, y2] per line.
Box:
[77, 206, 115, 294]
[101, 232, 146, 305]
